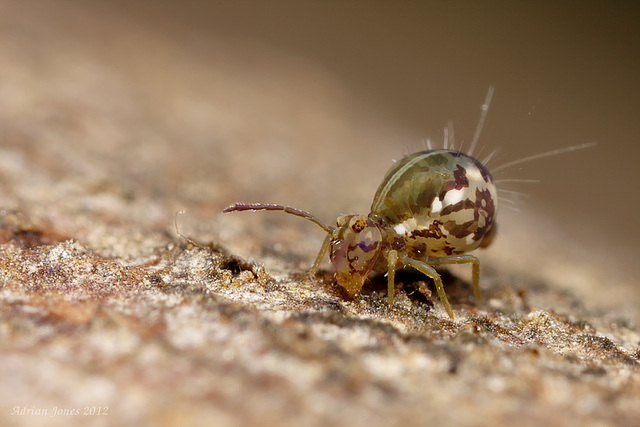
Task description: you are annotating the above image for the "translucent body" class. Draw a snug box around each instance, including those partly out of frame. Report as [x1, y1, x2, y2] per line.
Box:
[371, 149, 498, 257]
[316, 149, 497, 318]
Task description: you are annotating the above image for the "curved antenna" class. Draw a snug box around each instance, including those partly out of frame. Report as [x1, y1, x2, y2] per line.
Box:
[174, 210, 201, 246]
[223, 203, 333, 233]
[491, 141, 597, 174]
[468, 86, 495, 157]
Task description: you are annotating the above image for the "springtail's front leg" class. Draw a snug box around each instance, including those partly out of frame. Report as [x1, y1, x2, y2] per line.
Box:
[309, 234, 332, 276]
[386, 249, 399, 306]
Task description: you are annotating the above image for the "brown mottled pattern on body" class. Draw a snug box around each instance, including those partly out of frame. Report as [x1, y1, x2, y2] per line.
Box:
[370, 149, 498, 259]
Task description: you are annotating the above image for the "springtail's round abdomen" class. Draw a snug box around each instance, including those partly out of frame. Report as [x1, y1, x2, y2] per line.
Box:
[369, 149, 498, 258]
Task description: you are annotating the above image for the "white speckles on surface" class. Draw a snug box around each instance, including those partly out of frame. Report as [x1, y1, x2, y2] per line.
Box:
[430, 198, 442, 214]
[394, 223, 407, 235]
[442, 188, 465, 207]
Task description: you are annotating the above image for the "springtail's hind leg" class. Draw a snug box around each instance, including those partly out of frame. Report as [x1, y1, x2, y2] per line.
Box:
[402, 257, 454, 319]
[427, 254, 481, 301]
[386, 249, 399, 306]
